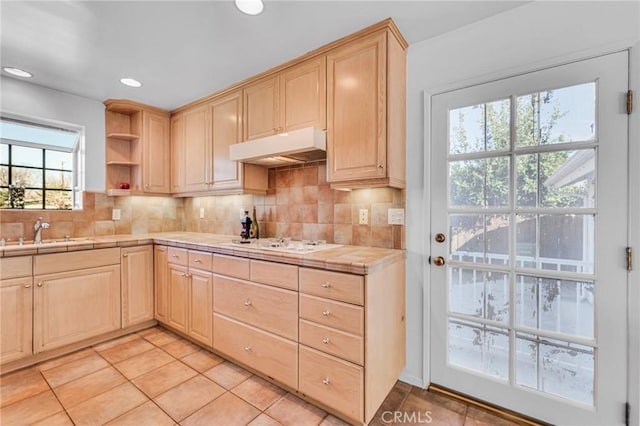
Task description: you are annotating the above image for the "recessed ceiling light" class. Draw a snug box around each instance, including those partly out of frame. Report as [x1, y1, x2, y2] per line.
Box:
[120, 78, 142, 88]
[235, 0, 264, 15]
[3, 67, 33, 78]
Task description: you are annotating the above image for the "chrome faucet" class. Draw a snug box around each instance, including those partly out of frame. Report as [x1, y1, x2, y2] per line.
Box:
[34, 217, 50, 244]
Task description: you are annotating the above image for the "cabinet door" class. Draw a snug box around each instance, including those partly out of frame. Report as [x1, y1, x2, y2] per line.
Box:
[183, 105, 211, 192]
[142, 111, 171, 193]
[327, 31, 387, 182]
[0, 277, 33, 364]
[188, 269, 213, 347]
[122, 245, 154, 327]
[170, 114, 184, 193]
[243, 76, 279, 140]
[280, 56, 326, 132]
[168, 264, 189, 334]
[210, 90, 243, 191]
[33, 265, 121, 353]
[154, 245, 169, 323]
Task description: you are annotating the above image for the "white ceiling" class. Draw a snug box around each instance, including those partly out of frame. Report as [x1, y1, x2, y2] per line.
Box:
[1, 1, 528, 111]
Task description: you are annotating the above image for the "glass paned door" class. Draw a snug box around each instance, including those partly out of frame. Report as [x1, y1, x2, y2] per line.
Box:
[430, 52, 628, 425]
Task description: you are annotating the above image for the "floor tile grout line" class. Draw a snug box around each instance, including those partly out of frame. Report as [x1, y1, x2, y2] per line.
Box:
[36, 369, 76, 425]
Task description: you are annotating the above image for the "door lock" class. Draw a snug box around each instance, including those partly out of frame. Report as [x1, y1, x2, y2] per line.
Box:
[435, 233, 446, 243]
[433, 256, 445, 267]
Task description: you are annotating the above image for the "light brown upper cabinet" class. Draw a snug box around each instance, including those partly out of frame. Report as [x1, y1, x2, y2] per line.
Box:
[171, 91, 267, 196]
[104, 100, 171, 195]
[243, 56, 327, 140]
[326, 27, 406, 189]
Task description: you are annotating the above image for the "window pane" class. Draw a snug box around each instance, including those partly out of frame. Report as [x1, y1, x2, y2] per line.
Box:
[449, 99, 510, 154]
[0, 144, 8, 164]
[12, 145, 42, 167]
[450, 214, 509, 264]
[516, 214, 594, 273]
[0, 119, 79, 150]
[45, 190, 72, 209]
[12, 167, 42, 187]
[449, 268, 509, 322]
[516, 333, 594, 405]
[450, 157, 510, 208]
[0, 188, 8, 208]
[515, 276, 594, 338]
[45, 170, 72, 190]
[517, 82, 596, 147]
[24, 189, 43, 209]
[517, 150, 595, 208]
[449, 320, 509, 380]
[45, 150, 72, 170]
[0, 165, 7, 185]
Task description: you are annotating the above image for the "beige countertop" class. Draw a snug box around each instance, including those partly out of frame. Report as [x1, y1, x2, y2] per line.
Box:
[1, 232, 404, 275]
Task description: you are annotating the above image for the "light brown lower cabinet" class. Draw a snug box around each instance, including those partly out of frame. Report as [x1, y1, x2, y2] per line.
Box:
[0, 276, 33, 364]
[162, 247, 214, 347]
[121, 245, 154, 327]
[33, 264, 121, 353]
[213, 313, 298, 389]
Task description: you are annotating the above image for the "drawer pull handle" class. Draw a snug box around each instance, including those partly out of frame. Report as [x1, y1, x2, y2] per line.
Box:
[244, 299, 252, 306]
[322, 378, 330, 385]
[322, 282, 331, 288]
[24, 284, 31, 288]
[172, 254, 179, 258]
[322, 310, 331, 316]
[194, 259, 202, 263]
[322, 338, 330, 344]
[244, 346, 252, 352]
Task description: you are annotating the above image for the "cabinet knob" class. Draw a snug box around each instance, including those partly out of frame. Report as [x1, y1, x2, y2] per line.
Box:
[244, 299, 252, 306]
[322, 310, 331, 316]
[321, 282, 331, 288]
[322, 378, 330, 385]
[172, 254, 179, 258]
[123, 254, 128, 258]
[37, 282, 43, 287]
[24, 284, 31, 288]
[322, 338, 330, 344]
[194, 259, 202, 263]
[378, 164, 384, 169]
[244, 346, 252, 352]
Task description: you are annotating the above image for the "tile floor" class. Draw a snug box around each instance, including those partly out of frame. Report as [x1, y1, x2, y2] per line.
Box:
[0, 326, 523, 426]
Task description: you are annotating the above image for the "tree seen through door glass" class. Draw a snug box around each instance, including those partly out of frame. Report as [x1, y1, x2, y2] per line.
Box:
[449, 99, 510, 154]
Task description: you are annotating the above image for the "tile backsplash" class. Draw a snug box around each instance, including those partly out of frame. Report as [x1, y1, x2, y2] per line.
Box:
[0, 162, 405, 249]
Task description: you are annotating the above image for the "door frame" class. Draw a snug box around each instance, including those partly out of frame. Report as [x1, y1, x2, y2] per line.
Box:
[419, 46, 640, 423]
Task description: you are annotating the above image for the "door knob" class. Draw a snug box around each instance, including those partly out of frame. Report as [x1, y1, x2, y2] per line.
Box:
[433, 256, 445, 267]
[435, 233, 446, 243]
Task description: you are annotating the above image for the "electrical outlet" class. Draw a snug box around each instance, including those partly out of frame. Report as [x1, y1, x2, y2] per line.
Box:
[358, 209, 368, 225]
[388, 208, 405, 225]
[112, 209, 121, 221]
[199, 207, 205, 219]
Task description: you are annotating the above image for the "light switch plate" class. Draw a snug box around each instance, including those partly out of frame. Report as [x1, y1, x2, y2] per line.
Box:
[112, 209, 121, 221]
[388, 208, 405, 225]
[359, 209, 368, 225]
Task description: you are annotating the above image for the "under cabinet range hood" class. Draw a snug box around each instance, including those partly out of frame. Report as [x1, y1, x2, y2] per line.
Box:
[230, 127, 326, 167]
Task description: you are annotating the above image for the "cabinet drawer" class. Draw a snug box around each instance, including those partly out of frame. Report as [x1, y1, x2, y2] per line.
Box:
[299, 268, 364, 305]
[213, 254, 250, 280]
[213, 313, 297, 389]
[168, 247, 188, 266]
[250, 260, 298, 291]
[214, 276, 297, 340]
[299, 345, 363, 422]
[0, 256, 32, 280]
[188, 250, 213, 271]
[34, 248, 120, 275]
[299, 294, 363, 336]
[299, 319, 363, 365]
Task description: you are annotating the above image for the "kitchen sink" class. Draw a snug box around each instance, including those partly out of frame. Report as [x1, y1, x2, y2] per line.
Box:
[223, 239, 342, 254]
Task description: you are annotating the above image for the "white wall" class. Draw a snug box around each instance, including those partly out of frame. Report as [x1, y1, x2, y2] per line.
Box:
[0, 76, 105, 191]
[404, 0, 640, 423]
